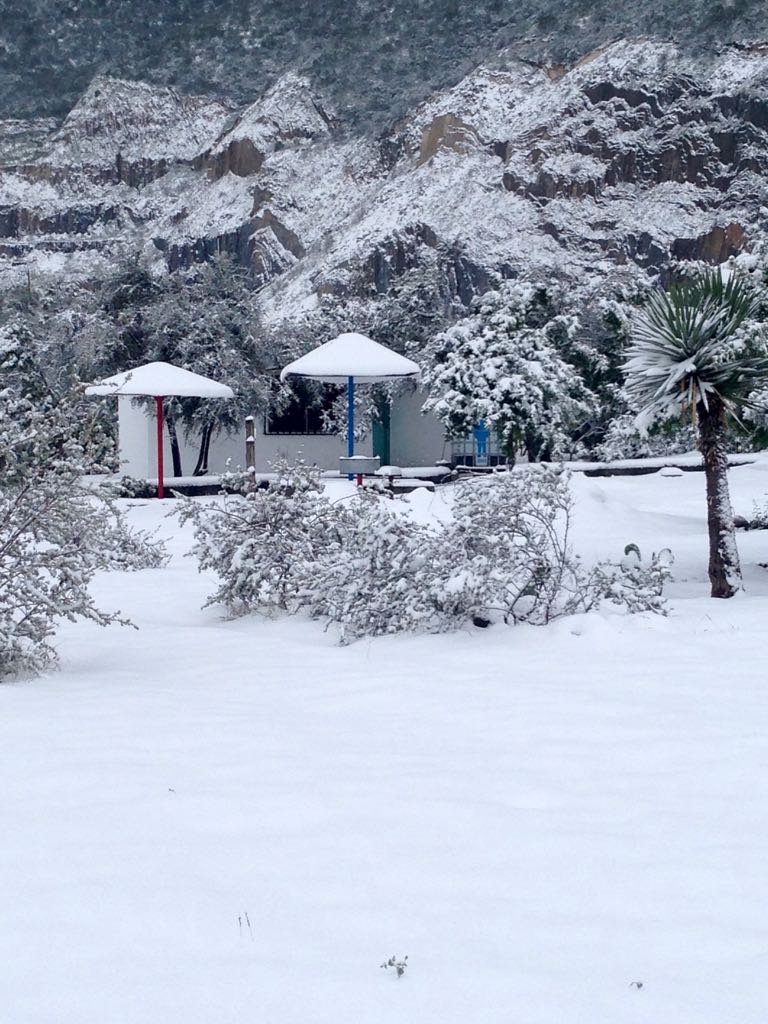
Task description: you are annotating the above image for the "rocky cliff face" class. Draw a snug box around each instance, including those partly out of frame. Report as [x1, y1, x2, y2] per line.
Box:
[1, 41, 767, 319]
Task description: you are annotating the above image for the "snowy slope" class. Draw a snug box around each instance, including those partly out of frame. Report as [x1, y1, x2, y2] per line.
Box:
[2, 465, 768, 1023]
[2, 39, 768, 306]
[43, 76, 233, 169]
[2, 0, 766, 126]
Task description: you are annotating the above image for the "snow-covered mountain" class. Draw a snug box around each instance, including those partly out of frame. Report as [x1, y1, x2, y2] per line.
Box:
[2, 0, 765, 125]
[2, 40, 768, 319]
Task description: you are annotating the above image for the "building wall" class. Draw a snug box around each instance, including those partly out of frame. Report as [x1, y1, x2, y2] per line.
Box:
[117, 397, 155, 478]
[248, 416, 373, 473]
[389, 388, 449, 467]
[116, 392, 445, 478]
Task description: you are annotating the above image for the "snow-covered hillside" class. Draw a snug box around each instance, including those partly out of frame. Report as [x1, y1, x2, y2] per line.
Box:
[2, 40, 768, 320]
[2, 465, 768, 1023]
[3, 0, 767, 127]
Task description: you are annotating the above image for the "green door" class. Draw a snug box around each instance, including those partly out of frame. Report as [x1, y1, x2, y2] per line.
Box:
[372, 399, 391, 465]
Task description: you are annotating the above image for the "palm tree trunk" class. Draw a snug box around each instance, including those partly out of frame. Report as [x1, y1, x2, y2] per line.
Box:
[697, 396, 741, 598]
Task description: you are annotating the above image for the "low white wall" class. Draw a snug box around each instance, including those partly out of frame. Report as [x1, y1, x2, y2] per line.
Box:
[248, 421, 372, 473]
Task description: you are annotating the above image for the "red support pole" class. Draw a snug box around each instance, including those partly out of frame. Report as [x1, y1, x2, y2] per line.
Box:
[155, 395, 165, 499]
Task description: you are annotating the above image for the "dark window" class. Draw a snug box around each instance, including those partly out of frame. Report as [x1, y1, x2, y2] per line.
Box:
[265, 382, 340, 435]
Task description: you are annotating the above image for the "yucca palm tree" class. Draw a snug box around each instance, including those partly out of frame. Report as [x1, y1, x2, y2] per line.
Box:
[625, 269, 768, 598]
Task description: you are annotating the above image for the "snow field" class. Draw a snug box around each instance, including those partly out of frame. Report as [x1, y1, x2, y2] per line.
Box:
[2, 466, 768, 1023]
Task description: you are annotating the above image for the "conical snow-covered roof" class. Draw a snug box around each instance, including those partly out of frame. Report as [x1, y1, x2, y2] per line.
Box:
[85, 361, 234, 398]
[280, 333, 420, 384]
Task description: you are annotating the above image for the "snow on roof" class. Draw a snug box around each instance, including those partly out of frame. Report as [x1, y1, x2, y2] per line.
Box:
[280, 333, 420, 383]
[85, 361, 235, 398]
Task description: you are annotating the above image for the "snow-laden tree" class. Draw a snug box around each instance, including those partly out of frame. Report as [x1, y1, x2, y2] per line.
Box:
[0, 318, 50, 400]
[624, 268, 768, 598]
[94, 257, 280, 476]
[0, 276, 113, 390]
[0, 315, 117, 469]
[145, 260, 274, 476]
[422, 280, 599, 462]
[0, 384, 166, 679]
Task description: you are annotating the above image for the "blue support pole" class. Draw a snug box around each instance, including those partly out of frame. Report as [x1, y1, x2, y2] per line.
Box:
[347, 375, 355, 459]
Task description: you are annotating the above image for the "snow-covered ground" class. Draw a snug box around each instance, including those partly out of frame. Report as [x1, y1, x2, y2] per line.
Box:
[3, 465, 768, 1024]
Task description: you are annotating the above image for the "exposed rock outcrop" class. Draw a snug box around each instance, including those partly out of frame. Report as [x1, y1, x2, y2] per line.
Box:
[418, 115, 482, 164]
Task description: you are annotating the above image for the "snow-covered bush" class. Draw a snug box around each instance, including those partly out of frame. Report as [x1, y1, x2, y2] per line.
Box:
[380, 955, 409, 978]
[104, 475, 158, 499]
[436, 468, 583, 624]
[596, 411, 698, 461]
[436, 470, 671, 625]
[734, 500, 768, 531]
[0, 389, 167, 679]
[590, 543, 673, 616]
[597, 405, 757, 462]
[177, 460, 344, 615]
[187, 462, 672, 641]
[304, 491, 447, 642]
[303, 472, 586, 640]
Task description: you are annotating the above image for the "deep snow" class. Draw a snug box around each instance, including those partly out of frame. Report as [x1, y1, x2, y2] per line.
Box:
[2, 465, 768, 1024]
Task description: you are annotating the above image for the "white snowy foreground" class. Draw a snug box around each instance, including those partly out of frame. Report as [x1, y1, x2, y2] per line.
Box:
[3, 465, 768, 1024]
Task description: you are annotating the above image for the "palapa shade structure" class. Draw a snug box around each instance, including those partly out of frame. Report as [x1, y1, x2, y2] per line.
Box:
[280, 333, 419, 462]
[86, 361, 234, 498]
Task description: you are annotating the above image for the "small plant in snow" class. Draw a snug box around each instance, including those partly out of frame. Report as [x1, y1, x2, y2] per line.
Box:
[591, 543, 673, 616]
[380, 955, 408, 978]
[734, 500, 768, 531]
[238, 912, 254, 941]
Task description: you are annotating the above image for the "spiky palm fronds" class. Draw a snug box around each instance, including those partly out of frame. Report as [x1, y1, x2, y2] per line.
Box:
[624, 269, 768, 425]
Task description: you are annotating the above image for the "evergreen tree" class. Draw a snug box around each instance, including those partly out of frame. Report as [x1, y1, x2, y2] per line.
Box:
[422, 280, 598, 462]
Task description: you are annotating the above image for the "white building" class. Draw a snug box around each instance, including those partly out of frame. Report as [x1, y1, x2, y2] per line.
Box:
[116, 386, 451, 478]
